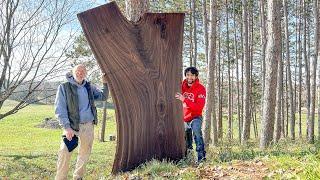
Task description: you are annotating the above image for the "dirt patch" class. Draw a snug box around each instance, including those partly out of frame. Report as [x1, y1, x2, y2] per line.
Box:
[36, 117, 61, 129]
[197, 159, 269, 179]
[117, 159, 272, 179]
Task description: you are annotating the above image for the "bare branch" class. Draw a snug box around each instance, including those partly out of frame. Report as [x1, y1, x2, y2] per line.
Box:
[0, 0, 80, 116]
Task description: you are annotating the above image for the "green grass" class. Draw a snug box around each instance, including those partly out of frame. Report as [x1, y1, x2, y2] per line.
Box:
[0, 105, 117, 179]
[1, 105, 320, 179]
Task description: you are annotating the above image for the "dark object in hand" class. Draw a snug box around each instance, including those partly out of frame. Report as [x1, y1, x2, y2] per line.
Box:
[62, 135, 79, 152]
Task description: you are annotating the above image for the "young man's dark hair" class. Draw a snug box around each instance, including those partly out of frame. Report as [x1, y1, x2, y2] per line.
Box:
[184, 67, 199, 77]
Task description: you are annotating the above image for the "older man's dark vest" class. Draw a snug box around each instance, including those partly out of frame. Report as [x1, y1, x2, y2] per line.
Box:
[62, 81, 98, 131]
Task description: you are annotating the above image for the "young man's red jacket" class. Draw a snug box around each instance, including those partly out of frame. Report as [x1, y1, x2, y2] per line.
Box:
[181, 78, 206, 122]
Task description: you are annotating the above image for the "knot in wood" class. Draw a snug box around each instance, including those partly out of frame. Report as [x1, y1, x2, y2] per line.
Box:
[154, 17, 167, 39]
[156, 99, 167, 118]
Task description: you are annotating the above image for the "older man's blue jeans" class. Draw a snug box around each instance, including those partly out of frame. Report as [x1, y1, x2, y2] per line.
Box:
[184, 117, 206, 162]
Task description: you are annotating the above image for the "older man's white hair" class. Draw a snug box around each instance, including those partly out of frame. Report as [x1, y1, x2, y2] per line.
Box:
[72, 64, 87, 76]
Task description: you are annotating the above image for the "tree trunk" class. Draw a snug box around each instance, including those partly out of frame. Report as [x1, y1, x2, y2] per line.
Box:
[281, 80, 285, 138]
[231, 67, 234, 139]
[99, 101, 108, 142]
[284, 66, 288, 137]
[125, 0, 149, 22]
[204, 0, 218, 147]
[274, 45, 283, 142]
[99, 85, 109, 142]
[192, 0, 197, 67]
[309, 55, 317, 143]
[260, 0, 281, 149]
[283, 0, 295, 141]
[298, 0, 302, 139]
[202, 0, 210, 145]
[240, 10, 244, 143]
[226, 0, 232, 140]
[233, 0, 241, 142]
[303, 0, 311, 139]
[218, 25, 223, 139]
[309, 0, 319, 143]
[202, 0, 209, 64]
[241, 0, 251, 144]
[259, 0, 267, 122]
[249, 3, 256, 139]
[189, 0, 193, 66]
[294, 0, 298, 138]
[315, 0, 320, 142]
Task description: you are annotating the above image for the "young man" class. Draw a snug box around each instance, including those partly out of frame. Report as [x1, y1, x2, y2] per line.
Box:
[54, 64, 108, 180]
[175, 67, 206, 163]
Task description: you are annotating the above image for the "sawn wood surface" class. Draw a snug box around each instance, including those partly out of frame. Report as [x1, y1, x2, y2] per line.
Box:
[78, 2, 186, 173]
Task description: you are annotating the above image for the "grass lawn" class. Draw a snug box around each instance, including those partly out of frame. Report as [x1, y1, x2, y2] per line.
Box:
[0, 105, 320, 179]
[0, 105, 116, 179]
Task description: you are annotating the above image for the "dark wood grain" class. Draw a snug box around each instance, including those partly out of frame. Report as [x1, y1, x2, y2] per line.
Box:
[77, 2, 185, 174]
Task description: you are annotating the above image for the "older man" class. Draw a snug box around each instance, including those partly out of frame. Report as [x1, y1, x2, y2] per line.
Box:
[54, 64, 108, 180]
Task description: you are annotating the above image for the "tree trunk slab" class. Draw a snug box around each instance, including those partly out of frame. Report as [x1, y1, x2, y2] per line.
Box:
[77, 2, 185, 174]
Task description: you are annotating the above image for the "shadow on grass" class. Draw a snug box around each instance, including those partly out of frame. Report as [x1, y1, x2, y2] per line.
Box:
[0, 154, 57, 178]
[1, 154, 44, 160]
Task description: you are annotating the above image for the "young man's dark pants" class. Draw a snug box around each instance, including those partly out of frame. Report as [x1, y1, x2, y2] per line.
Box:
[184, 117, 206, 162]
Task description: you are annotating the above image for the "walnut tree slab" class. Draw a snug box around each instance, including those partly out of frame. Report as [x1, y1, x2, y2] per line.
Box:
[77, 2, 185, 173]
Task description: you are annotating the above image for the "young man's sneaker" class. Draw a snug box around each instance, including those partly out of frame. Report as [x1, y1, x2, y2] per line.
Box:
[196, 157, 207, 165]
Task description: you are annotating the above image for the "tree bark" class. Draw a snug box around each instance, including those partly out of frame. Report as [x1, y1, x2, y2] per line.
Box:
[274, 43, 283, 142]
[259, 0, 267, 124]
[218, 25, 223, 139]
[309, 55, 317, 143]
[303, 0, 311, 139]
[226, 0, 232, 140]
[202, 0, 209, 64]
[249, 3, 257, 139]
[204, 0, 218, 147]
[309, 0, 319, 143]
[189, 0, 193, 66]
[283, 0, 295, 141]
[202, 0, 210, 145]
[125, 0, 149, 22]
[316, 0, 320, 142]
[233, 0, 241, 143]
[294, 0, 298, 138]
[260, 0, 281, 149]
[240, 10, 244, 143]
[241, 0, 251, 144]
[192, 0, 197, 67]
[284, 66, 288, 137]
[298, 0, 302, 139]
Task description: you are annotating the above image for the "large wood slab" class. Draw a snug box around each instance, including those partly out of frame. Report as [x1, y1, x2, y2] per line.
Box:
[78, 2, 185, 173]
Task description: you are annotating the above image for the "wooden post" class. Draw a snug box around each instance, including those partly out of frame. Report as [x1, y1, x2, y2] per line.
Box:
[99, 83, 109, 142]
